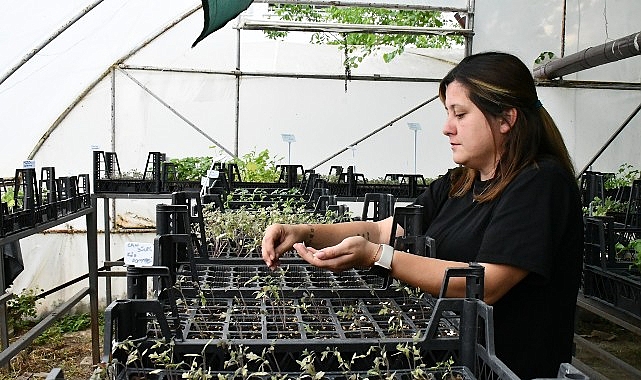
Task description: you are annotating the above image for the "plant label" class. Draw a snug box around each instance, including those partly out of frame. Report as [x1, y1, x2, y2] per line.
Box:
[22, 160, 36, 169]
[124, 242, 154, 267]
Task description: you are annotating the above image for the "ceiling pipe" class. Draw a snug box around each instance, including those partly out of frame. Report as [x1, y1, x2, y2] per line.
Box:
[0, 0, 104, 86]
[533, 31, 641, 80]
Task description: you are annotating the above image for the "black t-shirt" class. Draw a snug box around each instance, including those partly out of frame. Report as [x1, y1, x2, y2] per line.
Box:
[411, 158, 583, 380]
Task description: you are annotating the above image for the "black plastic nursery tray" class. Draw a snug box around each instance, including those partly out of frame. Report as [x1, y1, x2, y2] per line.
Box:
[174, 263, 388, 297]
[104, 295, 461, 375]
[104, 296, 528, 379]
[109, 367, 476, 380]
[173, 294, 451, 342]
[0, 195, 92, 238]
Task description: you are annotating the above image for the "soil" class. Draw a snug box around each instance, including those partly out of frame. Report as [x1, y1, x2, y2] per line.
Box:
[574, 309, 641, 379]
[1, 310, 640, 380]
[0, 329, 96, 380]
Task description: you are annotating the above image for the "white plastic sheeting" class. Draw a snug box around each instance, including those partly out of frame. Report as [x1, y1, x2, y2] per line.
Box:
[1, 0, 640, 311]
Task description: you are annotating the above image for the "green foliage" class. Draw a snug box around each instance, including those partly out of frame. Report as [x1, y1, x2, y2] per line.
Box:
[605, 163, 640, 190]
[169, 156, 213, 181]
[616, 239, 641, 271]
[584, 196, 627, 216]
[265, 5, 463, 69]
[203, 197, 339, 256]
[231, 149, 281, 182]
[534, 51, 556, 65]
[1, 185, 15, 208]
[6, 288, 40, 334]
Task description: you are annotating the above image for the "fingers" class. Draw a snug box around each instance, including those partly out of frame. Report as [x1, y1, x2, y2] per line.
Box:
[295, 238, 369, 272]
[262, 224, 286, 269]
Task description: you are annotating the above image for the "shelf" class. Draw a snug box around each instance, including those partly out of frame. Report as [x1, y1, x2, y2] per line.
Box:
[0, 204, 99, 366]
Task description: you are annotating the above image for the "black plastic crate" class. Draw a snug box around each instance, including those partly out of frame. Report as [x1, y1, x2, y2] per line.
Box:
[108, 366, 477, 380]
[583, 216, 640, 269]
[583, 264, 641, 319]
[103, 293, 524, 379]
[93, 151, 165, 193]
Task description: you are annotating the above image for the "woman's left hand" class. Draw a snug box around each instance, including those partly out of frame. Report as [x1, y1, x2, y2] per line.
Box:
[293, 236, 379, 272]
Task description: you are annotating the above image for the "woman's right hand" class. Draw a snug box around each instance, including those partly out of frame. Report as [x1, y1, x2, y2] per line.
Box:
[261, 223, 304, 270]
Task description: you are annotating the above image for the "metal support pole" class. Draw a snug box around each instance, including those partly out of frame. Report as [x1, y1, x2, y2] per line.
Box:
[312, 95, 438, 170]
[235, 27, 241, 157]
[118, 68, 236, 159]
[413, 129, 418, 174]
[87, 198, 101, 364]
[578, 101, 641, 178]
[0, 0, 104, 86]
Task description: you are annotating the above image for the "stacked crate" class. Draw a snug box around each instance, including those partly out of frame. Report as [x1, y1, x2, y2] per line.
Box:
[581, 171, 641, 320]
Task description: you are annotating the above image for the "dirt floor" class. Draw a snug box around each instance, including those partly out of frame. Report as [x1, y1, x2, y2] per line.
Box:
[574, 309, 641, 380]
[1, 310, 640, 380]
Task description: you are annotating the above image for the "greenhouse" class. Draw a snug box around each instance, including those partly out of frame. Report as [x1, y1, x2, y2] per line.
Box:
[1, 0, 640, 379]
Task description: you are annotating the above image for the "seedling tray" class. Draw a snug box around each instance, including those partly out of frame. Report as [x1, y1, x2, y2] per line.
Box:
[0, 196, 91, 238]
[110, 367, 476, 380]
[174, 263, 389, 298]
[104, 296, 526, 379]
[105, 294, 461, 374]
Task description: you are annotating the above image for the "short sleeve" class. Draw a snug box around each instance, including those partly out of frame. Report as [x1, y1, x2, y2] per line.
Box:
[412, 171, 452, 231]
[476, 161, 579, 280]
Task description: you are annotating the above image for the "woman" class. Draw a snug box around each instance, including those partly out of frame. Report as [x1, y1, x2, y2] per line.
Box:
[261, 52, 583, 379]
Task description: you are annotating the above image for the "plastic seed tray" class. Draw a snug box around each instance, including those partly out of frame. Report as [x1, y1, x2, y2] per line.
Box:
[104, 296, 527, 379]
[174, 264, 388, 297]
[105, 295, 461, 374]
[109, 367, 476, 380]
[172, 294, 451, 341]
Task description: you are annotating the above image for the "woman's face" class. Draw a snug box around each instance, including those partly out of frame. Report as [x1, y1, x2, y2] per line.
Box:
[442, 81, 505, 180]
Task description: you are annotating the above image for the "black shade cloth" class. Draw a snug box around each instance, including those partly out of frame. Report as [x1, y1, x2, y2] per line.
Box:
[2, 241, 24, 288]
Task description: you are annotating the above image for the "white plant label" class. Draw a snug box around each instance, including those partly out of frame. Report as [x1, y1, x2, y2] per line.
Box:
[22, 160, 36, 169]
[124, 242, 154, 267]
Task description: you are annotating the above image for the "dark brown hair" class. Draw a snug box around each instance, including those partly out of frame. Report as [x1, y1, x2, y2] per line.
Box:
[438, 52, 575, 202]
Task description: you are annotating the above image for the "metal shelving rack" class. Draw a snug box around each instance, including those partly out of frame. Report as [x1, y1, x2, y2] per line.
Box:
[0, 204, 100, 366]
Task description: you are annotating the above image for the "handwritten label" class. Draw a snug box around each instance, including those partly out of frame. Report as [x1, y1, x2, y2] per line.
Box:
[22, 160, 36, 169]
[124, 242, 154, 267]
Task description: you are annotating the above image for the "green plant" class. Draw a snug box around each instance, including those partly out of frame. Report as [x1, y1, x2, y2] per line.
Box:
[230, 149, 282, 182]
[202, 202, 340, 256]
[605, 163, 640, 190]
[5, 288, 41, 334]
[34, 312, 93, 346]
[430, 357, 459, 380]
[616, 239, 641, 271]
[534, 51, 556, 65]
[584, 196, 627, 216]
[266, 5, 462, 69]
[169, 156, 213, 181]
[1, 185, 15, 207]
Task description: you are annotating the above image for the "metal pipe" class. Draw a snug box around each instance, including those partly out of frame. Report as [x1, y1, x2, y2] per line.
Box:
[27, 5, 202, 160]
[253, 0, 468, 13]
[235, 27, 242, 157]
[561, 0, 567, 57]
[465, 0, 475, 57]
[239, 19, 472, 36]
[121, 64, 446, 82]
[534, 31, 641, 80]
[118, 68, 237, 159]
[0, 0, 104, 86]
[574, 334, 641, 379]
[0, 287, 90, 366]
[577, 100, 641, 178]
[311, 95, 439, 170]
